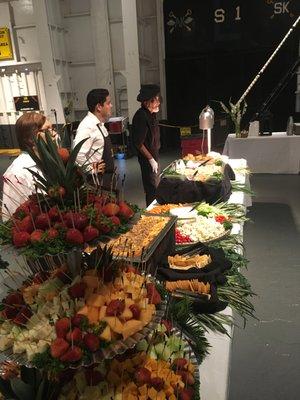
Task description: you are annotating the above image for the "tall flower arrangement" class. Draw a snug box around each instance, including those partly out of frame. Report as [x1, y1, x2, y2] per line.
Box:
[219, 100, 247, 138]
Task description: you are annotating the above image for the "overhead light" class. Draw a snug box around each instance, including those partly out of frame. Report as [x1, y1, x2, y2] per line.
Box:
[1, 68, 5, 73]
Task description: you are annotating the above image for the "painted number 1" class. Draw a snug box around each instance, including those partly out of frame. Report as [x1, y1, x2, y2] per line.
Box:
[214, 6, 242, 23]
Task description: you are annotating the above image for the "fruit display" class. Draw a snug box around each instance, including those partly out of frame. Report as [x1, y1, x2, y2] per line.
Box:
[168, 254, 212, 270]
[0, 248, 163, 370]
[108, 215, 172, 258]
[59, 324, 198, 400]
[183, 154, 213, 162]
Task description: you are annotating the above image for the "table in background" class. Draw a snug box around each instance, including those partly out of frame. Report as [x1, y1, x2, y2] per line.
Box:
[223, 133, 300, 174]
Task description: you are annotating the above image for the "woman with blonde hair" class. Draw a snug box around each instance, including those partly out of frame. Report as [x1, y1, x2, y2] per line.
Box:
[1, 112, 56, 219]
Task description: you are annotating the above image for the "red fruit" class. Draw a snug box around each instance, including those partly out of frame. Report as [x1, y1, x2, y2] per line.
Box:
[98, 223, 111, 234]
[46, 228, 59, 240]
[28, 202, 40, 217]
[83, 225, 99, 242]
[146, 283, 161, 305]
[63, 212, 75, 228]
[215, 215, 226, 224]
[134, 367, 151, 385]
[106, 300, 125, 316]
[55, 317, 71, 338]
[129, 304, 140, 319]
[118, 201, 134, 220]
[5, 292, 24, 306]
[2, 306, 19, 320]
[30, 229, 44, 243]
[66, 327, 82, 343]
[93, 203, 102, 214]
[102, 203, 120, 217]
[73, 213, 88, 230]
[58, 186, 66, 198]
[35, 213, 50, 230]
[71, 314, 88, 328]
[161, 319, 172, 333]
[85, 369, 104, 386]
[17, 215, 34, 234]
[172, 358, 188, 370]
[83, 333, 100, 352]
[54, 222, 67, 230]
[51, 338, 69, 358]
[109, 216, 120, 226]
[48, 206, 60, 221]
[179, 387, 194, 400]
[150, 377, 164, 390]
[177, 370, 195, 385]
[13, 306, 32, 326]
[13, 231, 30, 247]
[66, 228, 84, 245]
[58, 148, 70, 164]
[60, 346, 82, 363]
[68, 281, 86, 299]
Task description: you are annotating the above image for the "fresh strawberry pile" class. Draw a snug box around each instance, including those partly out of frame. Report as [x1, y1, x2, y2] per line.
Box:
[0, 194, 135, 257]
[175, 228, 193, 244]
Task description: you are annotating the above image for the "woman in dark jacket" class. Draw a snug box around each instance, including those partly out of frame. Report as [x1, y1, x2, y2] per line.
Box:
[132, 84, 161, 206]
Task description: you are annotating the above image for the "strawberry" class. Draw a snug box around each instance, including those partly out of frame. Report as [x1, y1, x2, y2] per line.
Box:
[58, 148, 70, 164]
[129, 304, 140, 319]
[106, 300, 125, 316]
[68, 282, 86, 299]
[93, 203, 102, 214]
[83, 226, 99, 242]
[13, 306, 32, 326]
[134, 367, 151, 385]
[46, 228, 59, 240]
[172, 358, 188, 370]
[60, 346, 82, 362]
[35, 213, 50, 230]
[13, 204, 30, 219]
[48, 206, 60, 221]
[73, 213, 88, 230]
[179, 387, 194, 400]
[161, 319, 172, 333]
[5, 292, 24, 306]
[55, 317, 71, 338]
[71, 314, 88, 328]
[150, 377, 164, 390]
[177, 370, 195, 385]
[109, 216, 120, 226]
[83, 333, 100, 352]
[30, 229, 44, 243]
[50, 338, 69, 358]
[85, 368, 104, 386]
[102, 203, 120, 217]
[66, 228, 84, 245]
[66, 327, 82, 343]
[58, 186, 66, 198]
[146, 283, 161, 305]
[118, 201, 134, 220]
[63, 212, 75, 228]
[2, 306, 19, 320]
[17, 215, 34, 233]
[13, 231, 30, 247]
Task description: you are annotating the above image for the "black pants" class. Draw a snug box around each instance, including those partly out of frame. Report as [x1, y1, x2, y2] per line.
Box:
[138, 157, 160, 206]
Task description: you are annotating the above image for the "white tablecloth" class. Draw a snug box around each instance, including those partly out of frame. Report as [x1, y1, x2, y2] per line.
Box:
[223, 133, 300, 174]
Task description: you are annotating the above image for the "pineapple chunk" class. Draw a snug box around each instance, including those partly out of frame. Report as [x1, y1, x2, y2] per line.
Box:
[99, 325, 111, 342]
[86, 294, 105, 307]
[87, 306, 99, 324]
[122, 320, 143, 339]
[120, 307, 133, 321]
[104, 317, 124, 334]
[98, 306, 107, 320]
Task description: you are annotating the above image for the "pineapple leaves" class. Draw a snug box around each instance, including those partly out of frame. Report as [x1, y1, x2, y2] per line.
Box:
[45, 131, 66, 172]
[65, 138, 87, 180]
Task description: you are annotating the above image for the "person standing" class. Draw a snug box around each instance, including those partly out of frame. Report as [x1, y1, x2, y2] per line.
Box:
[132, 84, 161, 206]
[73, 88, 114, 187]
[2, 112, 57, 219]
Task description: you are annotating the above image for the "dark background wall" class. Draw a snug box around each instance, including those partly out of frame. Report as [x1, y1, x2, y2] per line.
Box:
[163, 0, 300, 147]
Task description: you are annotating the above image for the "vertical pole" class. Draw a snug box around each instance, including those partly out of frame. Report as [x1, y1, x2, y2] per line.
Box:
[121, 0, 141, 122]
[207, 128, 211, 153]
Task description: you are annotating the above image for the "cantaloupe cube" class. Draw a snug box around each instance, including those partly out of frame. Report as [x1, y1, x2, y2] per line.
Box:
[87, 306, 99, 324]
[104, 317, 124, 334]
[99, 325, 111, 342]
[86, 294, 105, 307]
[148, 387, 158, 400]
[138, 385, 148, 396]
[83, 275, 99, 289]
[156, 391, 166, 400]
[122, 320, 143, 339]
[120, 307, 133, 321]
[77, 305, 89, 316]
[98, 306, 107, 320]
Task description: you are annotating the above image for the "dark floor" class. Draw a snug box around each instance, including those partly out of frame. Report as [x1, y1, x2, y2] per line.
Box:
[0, 154, 300, 399]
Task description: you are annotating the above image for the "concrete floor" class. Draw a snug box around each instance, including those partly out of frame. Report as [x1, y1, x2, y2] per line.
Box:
[0, 153, 300, 399]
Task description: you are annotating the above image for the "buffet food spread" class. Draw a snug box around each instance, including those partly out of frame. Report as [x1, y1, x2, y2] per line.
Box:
[0, 135, 253, 400]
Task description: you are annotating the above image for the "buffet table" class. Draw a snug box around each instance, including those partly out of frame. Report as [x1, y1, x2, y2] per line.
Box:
[223, 133, 300, 174]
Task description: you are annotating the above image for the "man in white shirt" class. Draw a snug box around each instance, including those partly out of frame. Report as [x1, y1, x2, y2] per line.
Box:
[73, 88, 115, 187]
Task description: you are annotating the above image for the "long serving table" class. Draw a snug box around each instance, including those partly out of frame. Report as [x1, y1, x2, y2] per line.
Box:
[149, 158, 251, 400]
[223, 133, 300, 173]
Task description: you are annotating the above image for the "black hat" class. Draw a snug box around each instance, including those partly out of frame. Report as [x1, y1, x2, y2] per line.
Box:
[137, 84, 160, 102]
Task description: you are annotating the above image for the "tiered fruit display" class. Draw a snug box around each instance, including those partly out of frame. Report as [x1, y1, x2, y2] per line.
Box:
[0, 248, 162, 370]
[0, 133, 136, 258]
[59, 324, 197, 400]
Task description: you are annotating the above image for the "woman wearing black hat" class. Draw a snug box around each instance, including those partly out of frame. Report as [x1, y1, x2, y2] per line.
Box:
[132, 84, 161, 206]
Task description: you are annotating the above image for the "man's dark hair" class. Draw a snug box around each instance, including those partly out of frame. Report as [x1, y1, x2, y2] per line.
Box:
[87, 89, 109, 112]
